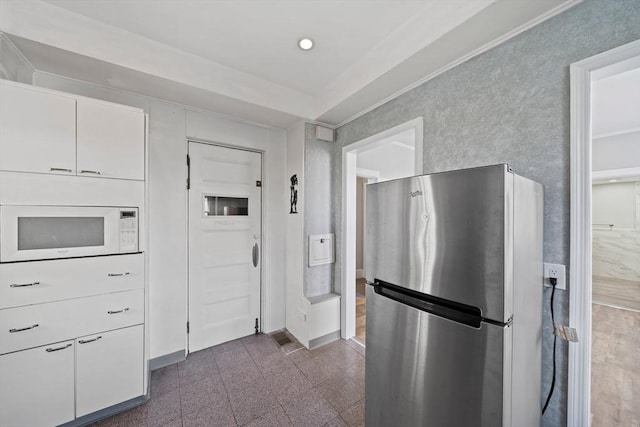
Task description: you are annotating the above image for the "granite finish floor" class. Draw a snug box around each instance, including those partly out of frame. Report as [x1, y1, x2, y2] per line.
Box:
[92, 334, 366, 427]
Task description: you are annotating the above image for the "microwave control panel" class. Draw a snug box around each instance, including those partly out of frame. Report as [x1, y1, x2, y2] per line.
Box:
[119, 209, 138, 252]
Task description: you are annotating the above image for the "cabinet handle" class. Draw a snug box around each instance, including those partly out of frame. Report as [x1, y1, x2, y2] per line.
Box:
[46, 343, 72, 352]
[79, 170, 102, 175]
[108, 272, 130, 277]
[49, 167, 73, 173]
[78, 336, 102, 344]
[9, 324, 39, 333]
[107, 307, 130, 314]
[10, 281, 40, 288]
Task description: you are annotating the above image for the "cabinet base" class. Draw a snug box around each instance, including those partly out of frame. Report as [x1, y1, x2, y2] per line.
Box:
[60, 394, 148, 427]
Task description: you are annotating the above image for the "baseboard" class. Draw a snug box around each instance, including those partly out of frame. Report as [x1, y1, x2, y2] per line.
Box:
[356, 269, 365, 279]
[61, 395, 148, 427]
[150, 349, 185, 370]
[309, 330, 340, 349]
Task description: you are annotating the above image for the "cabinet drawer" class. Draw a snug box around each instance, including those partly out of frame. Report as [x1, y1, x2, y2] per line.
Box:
[0, 289, 144, 354]
[0, 340, 75, 427]
[76, 325, 144, 417]
[0, 254, 144, 309]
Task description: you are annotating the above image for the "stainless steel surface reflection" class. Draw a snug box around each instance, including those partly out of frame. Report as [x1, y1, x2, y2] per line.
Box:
[364, 164, 543, 427]
[364, 165, 510, 323]
[365, 285, 508, 427]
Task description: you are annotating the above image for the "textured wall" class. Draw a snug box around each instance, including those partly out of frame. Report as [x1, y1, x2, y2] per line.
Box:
[335, 0, 640, 425]
[304, 123, 337, 297]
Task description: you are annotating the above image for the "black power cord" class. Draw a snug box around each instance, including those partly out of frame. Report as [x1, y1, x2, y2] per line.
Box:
[542, 277, 558, 415]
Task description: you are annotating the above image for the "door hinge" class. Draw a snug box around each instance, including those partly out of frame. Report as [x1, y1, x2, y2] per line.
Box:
[254, 318, 259, 335]
[256, 180, 262, 187]
[186, 154, 191, 190]
[187, 321, 190, 334]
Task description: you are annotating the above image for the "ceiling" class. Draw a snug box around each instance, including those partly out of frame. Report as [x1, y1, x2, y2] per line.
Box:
[0, 0, 579, 128]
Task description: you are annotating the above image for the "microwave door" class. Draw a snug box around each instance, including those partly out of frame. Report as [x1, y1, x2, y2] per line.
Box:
[0, 206, 126, 262]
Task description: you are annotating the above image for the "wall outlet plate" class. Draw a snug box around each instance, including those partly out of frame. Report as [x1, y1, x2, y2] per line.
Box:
[544, 262, 566, 290]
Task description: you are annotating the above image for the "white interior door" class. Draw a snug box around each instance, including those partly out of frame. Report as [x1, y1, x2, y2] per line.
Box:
[188, 142, 262, 352]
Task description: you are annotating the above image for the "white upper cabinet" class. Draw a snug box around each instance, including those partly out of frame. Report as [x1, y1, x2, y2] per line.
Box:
[77, 99, 145, 180]
[0, 81, 76, 175]
[0, 80, 145, 181]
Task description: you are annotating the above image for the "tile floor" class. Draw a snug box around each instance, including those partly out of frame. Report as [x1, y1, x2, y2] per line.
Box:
[92, 334, 366, 427]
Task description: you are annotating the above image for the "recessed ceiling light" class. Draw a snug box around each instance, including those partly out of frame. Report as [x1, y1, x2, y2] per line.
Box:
[298, 38, 314, 51]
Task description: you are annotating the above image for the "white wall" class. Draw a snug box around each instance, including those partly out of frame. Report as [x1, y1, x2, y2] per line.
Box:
[285, 121, 308, 347]
[356, 141, 415, 181]
[0, 33, 33, 84]
[32, 72, 287, 360]
[592, 131, 640, 172]
[592, 181, 640, 282]
[592, 67, 640, 138]
[592, 181, 636, 229]
[355, 177, 366, 272]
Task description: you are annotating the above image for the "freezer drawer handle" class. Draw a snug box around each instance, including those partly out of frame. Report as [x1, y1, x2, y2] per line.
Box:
[372, 279, 483, 328]
[78, 336, 102, 344]
[107, 308, 130, 314]
[46, 343, 72, 352]
[9, 324, 39, 333]
[108, 272, 130, 277]
[10, 281, 41, 288]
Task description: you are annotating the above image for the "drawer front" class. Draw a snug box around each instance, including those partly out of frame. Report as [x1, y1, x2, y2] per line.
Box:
[76, 325, 144, 417]
[0, 340, 75, 427]
[0, 254, 144, 309]
[0, 289, 144, 354]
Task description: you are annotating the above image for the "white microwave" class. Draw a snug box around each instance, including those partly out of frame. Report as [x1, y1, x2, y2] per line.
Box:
[0, 205, 139, 262]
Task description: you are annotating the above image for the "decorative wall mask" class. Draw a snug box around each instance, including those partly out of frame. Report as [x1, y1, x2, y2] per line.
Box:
[290, 174, 298, 214]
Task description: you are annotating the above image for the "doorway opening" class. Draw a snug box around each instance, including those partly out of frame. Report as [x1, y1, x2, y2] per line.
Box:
[341, 117, 424, 342]
[568, 40, 640, 426]
[589, 57, 640, 425]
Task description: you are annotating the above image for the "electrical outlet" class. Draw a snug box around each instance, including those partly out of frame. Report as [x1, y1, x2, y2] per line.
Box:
[544, 263, 566, 290]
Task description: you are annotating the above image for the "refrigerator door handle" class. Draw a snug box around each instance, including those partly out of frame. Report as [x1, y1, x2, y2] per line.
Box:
[372, 279, 483, 328]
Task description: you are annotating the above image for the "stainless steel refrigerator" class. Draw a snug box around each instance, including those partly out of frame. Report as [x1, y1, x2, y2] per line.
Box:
[364, 164, 543, 427]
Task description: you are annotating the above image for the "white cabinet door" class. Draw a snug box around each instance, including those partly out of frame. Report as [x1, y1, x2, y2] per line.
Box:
[0, 81, 76, 175]
[76, 325, 144, 417]
[0, 340, 75, 427]
[77, 99, 145, 180]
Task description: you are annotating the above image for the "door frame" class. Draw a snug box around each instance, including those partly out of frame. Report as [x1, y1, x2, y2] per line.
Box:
[340, 117, 423, 339]
[568, 39, 640, 427]
[186, 139, 264, 353]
